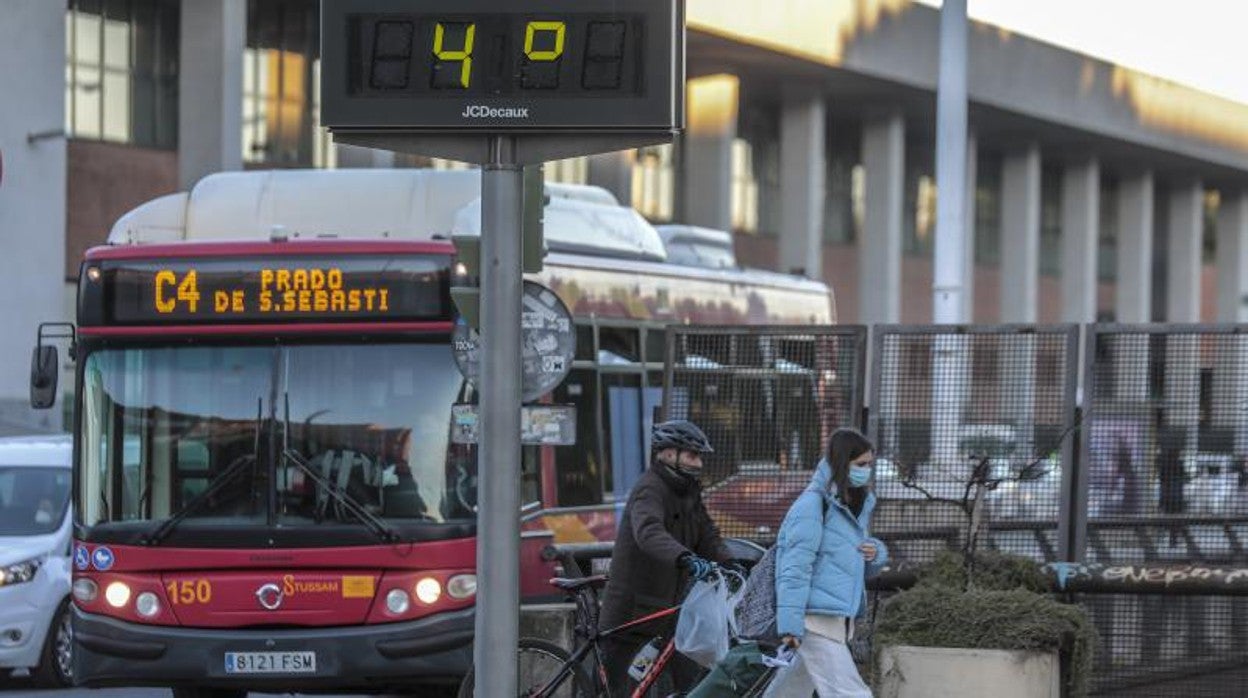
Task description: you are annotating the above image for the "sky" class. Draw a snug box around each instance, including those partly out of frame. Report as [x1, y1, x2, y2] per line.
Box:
[916, 0, 1248, 105]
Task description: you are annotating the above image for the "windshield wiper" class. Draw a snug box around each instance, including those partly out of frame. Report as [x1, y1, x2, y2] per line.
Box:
[143, 399, 264, 547]
[142, 453, 256, 546]
[280, 447, 400, 543]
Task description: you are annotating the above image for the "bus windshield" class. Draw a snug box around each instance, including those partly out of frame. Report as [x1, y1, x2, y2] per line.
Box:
[79, 342, 476, 538]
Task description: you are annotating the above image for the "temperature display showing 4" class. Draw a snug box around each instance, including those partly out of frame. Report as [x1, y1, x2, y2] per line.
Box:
[321, 0, 681, 133]
[351, 14, 643, 97]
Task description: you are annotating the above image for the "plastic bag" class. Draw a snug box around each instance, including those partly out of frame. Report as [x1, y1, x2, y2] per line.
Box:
[675, 574, 742, 668]
[686, 643, 793, 698]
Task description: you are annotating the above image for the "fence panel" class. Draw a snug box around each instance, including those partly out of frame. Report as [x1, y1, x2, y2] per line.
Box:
[1081, 324, 1248, 696]
[867, 325, 1080, 566]
[662, 325, 867, 542]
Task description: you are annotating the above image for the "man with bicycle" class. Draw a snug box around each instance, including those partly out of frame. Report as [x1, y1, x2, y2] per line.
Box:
[600, 419, 736, 696]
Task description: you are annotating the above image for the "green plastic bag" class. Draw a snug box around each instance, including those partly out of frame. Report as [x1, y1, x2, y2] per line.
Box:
[686, 641, 774, 698]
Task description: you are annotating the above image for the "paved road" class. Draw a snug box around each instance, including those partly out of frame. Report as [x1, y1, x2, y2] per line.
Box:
[0, 680, 456, 698]
[0, 690, 444, 698]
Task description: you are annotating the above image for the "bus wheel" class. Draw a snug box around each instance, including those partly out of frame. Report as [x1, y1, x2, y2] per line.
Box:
[171, 689, 248, 698]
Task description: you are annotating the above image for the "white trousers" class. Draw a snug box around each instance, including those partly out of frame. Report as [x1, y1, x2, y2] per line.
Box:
[762, 630, 872, 698]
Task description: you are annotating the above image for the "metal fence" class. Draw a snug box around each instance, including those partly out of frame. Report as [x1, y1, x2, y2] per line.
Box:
[658, 322, 1248, 697]
[867, 325, 1080, 565]
[661, 325, 867, 541]
[1079, 325, 1248, 696]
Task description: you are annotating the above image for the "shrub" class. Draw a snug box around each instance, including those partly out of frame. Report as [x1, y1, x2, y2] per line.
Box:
[873, 552, 1098, 697]
[918, 549, 1050, 594]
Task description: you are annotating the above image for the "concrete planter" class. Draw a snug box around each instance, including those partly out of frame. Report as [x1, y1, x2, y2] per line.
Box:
[877, 645, 1060, 698]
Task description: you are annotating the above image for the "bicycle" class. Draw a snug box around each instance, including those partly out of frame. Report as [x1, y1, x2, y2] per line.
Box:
[457, 567, 740, 698]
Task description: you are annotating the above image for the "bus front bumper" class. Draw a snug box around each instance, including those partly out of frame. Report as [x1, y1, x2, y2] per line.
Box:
[72, 605, 474, 690]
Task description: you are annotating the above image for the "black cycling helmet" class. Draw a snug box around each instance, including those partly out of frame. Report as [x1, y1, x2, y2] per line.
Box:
[651, 419, 714, 454]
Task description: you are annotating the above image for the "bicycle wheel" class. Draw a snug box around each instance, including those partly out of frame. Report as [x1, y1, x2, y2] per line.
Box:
[457, 638, 595, 698]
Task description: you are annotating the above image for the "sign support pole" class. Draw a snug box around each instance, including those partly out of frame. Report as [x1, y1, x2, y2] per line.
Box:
[475, 135, 524, 698]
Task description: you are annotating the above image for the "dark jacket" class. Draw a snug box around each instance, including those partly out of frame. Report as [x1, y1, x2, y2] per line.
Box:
[599, 464, 731, 631]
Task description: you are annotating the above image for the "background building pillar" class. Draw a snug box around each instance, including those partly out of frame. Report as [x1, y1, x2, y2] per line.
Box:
[1164, 180, 1205, 482]
[1214, 190, 1248, 456]
[1000, 144, 1041, 322]
[0, 0, 67, 433]
[1061, 158, 1101, 323]
[682, 74, 738, 232]
[999, 144, 1042, 459]
[1167, 180, 1204, 323]
[1113, 171, 1155, 402]
[587, 150, 636, 206]
[1117, 172, 1155, 324]
[778, 93, 826, 279]
[179, 0, 245, 188]
[1216, 190, 1248, 323]
[859, 112, 905, 325]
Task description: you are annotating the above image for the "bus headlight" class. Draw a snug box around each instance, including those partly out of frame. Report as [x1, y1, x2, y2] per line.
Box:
[414, 577, 442, 605]
[447, 574, 477, 600]
[385, 588, 411, 615]
[135, 592, 161, 618]
[105, 581, 131, 608]
[72, 578, 99, 602]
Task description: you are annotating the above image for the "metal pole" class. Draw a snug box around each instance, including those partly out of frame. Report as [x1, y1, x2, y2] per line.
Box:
[933, 0, 968, 322]
[475, 135, 523, 698]
[930, 0, 970, 472]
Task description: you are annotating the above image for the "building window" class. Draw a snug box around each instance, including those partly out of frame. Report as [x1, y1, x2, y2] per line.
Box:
[902, 152, 936, 257]
[824, 156, 857, 244]
[914, 175, 937, 251]
[1098, 177, 1117, 282]
[731, 138, 759, 234]
[243, 0, 323, 167]
[66, 0, 179, 149]
[974, 153, 1002, 267]
[544, 158, 588, 185]
[632, 144, 675, 222]
[1204, 190, 1219, 264]
[1039, 165, 1063, 276]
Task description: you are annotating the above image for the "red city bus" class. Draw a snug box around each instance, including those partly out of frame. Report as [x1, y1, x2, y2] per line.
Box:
[33, 169, 834, 696]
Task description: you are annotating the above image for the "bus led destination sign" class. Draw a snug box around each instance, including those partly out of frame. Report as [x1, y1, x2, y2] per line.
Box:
[100, 256, 450, 325]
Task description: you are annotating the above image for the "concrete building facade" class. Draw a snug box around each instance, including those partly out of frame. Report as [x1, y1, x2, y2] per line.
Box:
[2, 0, 1248, 433]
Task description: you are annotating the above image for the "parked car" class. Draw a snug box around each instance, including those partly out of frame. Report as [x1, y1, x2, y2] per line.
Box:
[1184, 452, 1242, 516]
[0, 434, 73, 687]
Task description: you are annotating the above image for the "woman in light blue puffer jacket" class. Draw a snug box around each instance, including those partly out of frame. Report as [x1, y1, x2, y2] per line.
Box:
[765, 428, 889, 697]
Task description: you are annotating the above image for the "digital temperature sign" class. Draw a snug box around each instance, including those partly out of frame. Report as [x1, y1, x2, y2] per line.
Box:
[320, 0, 683, 132]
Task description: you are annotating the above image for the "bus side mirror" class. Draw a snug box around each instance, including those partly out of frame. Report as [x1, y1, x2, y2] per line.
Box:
[30, 322, 76, 410]
[30, 345, 58, 409]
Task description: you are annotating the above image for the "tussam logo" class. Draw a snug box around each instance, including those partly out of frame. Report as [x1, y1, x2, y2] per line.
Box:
[461, 105, 531, 119]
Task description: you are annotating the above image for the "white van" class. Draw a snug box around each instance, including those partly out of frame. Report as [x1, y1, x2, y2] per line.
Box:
[0, 434, 73, 687]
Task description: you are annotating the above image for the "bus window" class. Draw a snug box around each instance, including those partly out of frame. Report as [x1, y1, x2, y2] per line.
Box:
[551, 370, 600, 506]
[602, 374, 662, 503]
[599, 327, 641, 363]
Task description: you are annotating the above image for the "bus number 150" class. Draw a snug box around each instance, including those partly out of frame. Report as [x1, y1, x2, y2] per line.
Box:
[166, 579, 212, 605]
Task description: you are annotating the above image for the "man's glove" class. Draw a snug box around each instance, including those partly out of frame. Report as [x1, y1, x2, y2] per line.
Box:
[678, 552, 715, 581]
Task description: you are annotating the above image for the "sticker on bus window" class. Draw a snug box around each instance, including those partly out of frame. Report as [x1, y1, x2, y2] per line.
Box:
[342, 576, 375, 599]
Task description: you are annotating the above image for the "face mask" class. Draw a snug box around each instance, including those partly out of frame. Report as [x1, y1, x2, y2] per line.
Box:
[848, 465, 872, 488]
[35, 510, 52, 525]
